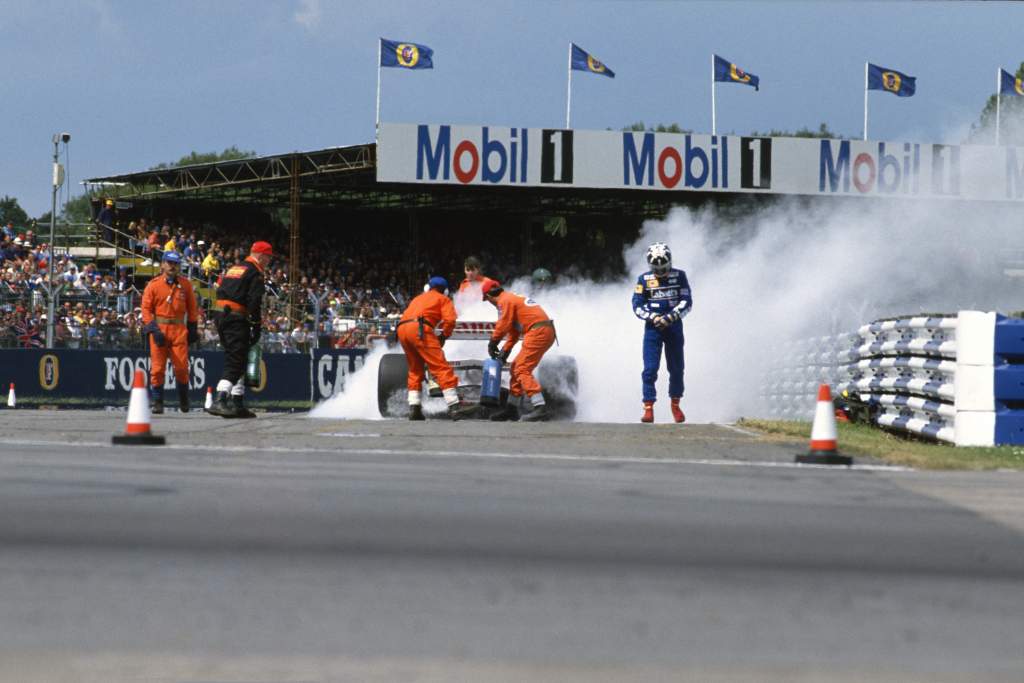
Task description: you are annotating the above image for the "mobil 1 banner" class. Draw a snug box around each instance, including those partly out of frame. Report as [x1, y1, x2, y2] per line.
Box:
[312, 349, 368, 402]
[378, 123, 576, 187]
[377, 122, 1024, 202]
[0, 349, 311, 409]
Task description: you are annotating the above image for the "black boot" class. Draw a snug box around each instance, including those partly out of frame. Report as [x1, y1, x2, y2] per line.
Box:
[205, 391, 238, 418]
[177, 384, 190, 413]
[150, 386, 164, 415]
[520, 403, 550, 422]
[489, 402, 520, 422]
[409, 404, 425, 421]
[447, 402, 477, 421]
[232, 394, 257, 419]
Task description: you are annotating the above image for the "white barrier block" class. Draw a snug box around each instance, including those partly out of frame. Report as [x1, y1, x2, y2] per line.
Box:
[954, 411, 995, 447]
[956, 311, 995, 365]
[954, 365, 995, 411]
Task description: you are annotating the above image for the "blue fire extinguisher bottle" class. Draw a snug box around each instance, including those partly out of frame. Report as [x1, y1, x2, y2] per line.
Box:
[480, 357, 502, 406]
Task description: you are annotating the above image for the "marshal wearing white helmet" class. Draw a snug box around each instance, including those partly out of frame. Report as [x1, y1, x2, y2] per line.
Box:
[632, 242, 692, 424]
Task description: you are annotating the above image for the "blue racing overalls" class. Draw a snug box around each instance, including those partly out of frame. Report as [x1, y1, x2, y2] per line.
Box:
[632, 268, 692, 403]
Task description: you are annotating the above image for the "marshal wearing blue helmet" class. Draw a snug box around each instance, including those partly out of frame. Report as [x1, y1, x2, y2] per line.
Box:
[632, 242, 692, 423]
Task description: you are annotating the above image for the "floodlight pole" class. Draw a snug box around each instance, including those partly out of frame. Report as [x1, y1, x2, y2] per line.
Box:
[46, 135, 61, 348]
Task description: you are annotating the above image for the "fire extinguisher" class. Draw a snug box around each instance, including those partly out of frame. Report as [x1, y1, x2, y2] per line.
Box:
[480, 356, 502, 406]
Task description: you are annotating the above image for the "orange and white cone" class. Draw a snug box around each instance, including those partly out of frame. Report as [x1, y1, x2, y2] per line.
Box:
[204, 386, 213, 410]
[795, 384, 852, 466]
[6, 383, 14, 408]
[112, 369, 166, 445]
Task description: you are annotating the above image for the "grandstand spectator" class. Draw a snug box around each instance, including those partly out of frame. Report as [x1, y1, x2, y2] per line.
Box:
[332, 326, 365, 349]
[96, 199, 115, 244]
[366, 322, 388, 345]
[201, 244, 221, 278]
[182, 239, 202, 278]
[145, 226, 161, 263]
[134, 219, 151, 255]
[116, 268, 133, 315]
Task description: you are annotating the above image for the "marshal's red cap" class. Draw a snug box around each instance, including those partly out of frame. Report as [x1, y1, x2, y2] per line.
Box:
[479, 277, 502, 300]
[251, 241, 273, 256]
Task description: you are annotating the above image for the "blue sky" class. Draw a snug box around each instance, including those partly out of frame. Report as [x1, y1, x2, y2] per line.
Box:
[2, 0, 1020, 217]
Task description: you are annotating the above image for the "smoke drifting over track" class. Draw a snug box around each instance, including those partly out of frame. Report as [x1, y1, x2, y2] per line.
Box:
[314, 197, 1021, 423]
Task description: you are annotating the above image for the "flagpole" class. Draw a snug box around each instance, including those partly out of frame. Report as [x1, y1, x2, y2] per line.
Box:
[711, 54, 717, 136]
[565, 42, 573, 129]
[996, 68, 1002, 146]
[375, 38, 383, 133]
[863, 62, 869, 141]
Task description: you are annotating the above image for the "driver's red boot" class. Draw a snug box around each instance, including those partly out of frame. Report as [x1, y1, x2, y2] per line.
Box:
[670, 398, 686, 423]
[641, 401, 654, 423]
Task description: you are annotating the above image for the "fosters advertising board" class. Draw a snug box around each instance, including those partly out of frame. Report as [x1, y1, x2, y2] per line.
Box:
[377, 123, 1024, 202]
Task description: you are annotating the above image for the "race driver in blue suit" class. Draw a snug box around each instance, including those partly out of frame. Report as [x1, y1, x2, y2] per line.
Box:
[632, 242, 692, 423]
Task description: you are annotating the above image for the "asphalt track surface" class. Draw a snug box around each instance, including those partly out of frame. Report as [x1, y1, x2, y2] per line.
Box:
[0, 409, 1023, 682]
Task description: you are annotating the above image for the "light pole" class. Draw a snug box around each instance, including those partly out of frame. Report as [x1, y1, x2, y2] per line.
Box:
[46, 133, 69, 348]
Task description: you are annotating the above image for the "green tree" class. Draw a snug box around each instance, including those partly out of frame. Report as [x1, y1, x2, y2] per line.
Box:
[150, 145, 257, 170]
[750, 122, 839, 138]
[62, 194, 94, 223]
[969, 61, 1024, 145]
[622, 122, 691, 133]
[0, 196, 29, 227]
[622, 121, 839, 137]
[37, 194, 93, 226]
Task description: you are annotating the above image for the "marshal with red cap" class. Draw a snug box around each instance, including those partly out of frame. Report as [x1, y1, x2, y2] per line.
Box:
[478, 277, 502, 300]
[251, 241, 273, 256]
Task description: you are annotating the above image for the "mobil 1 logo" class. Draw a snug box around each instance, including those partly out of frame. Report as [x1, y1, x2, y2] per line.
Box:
[541, 130, 574, 184]
[740, 137, 772, 190]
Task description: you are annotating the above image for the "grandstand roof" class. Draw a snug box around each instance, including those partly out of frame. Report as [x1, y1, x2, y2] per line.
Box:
[84, 143, 740, 217]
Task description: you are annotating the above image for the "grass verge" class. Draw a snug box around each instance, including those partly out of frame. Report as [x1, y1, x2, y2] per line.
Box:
[739, 418, 1024, 471]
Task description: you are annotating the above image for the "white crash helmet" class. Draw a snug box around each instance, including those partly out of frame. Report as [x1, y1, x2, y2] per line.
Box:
[645, 242, 672, 274]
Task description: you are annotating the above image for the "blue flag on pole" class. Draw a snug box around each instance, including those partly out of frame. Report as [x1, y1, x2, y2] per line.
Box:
[571, 44, 615, 78]
[380, 38, 433, 69]
[1001, 68, 1024, 97]
[867, 63, 915, 97]
[713, 55, 759, 91]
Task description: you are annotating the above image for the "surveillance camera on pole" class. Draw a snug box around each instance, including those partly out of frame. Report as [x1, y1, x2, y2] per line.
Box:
[46, 133, 70, 349]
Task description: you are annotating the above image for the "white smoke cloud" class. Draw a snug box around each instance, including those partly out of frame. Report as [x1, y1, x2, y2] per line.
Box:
[312, 195, 1022, 424]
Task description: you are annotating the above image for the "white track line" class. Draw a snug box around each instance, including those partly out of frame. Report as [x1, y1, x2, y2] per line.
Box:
[0, 439, 911, 472]
[714, 423, 763, 437]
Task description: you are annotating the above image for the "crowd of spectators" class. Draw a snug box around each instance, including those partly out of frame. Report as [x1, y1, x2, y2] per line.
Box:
[1, 216, 411, 351]
[3, 209, 625, 351]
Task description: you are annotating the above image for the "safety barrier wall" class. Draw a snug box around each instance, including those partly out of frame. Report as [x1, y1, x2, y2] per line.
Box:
[0, 348, 368, 410]
[763, 311, 1024, 446]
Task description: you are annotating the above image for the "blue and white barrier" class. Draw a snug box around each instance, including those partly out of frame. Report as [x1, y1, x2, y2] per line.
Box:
[0, 348, 368, 409]
[764, 311, 1024, 446]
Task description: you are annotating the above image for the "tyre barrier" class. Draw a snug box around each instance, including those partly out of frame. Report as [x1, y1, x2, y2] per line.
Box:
[763, 311, 1024, 446]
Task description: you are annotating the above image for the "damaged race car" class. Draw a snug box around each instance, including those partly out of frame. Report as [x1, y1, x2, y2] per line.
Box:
[377, 321, 578, 420]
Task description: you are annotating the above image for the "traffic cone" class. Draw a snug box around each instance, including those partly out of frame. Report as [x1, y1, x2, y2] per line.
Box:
[112, 369, 166, 445]
[795, 384, 852, 466]
[6, 383, 14, 408]
[204, 386, 213, 410]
